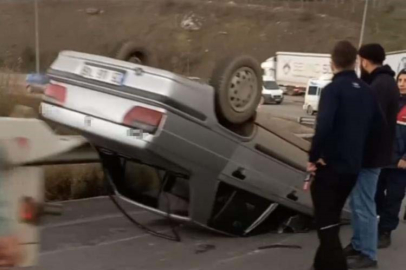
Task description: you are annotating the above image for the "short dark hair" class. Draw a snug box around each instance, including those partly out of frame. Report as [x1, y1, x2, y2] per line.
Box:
[331, 41, 357, 69]
[358, 43, 386, 65]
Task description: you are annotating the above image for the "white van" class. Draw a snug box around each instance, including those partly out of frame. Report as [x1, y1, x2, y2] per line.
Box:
[303, 75, 332, 115]
[262, 76, 284, 105]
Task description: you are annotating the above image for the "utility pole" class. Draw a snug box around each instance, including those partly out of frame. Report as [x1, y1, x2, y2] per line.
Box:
[34, 0, 40, 73]
[359, 0, 369, 48]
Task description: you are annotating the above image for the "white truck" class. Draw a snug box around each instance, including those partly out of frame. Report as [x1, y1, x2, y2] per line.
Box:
[386, 50, 406, 75]
[261, 52, 332, 96]
[301, 50, 406, 115]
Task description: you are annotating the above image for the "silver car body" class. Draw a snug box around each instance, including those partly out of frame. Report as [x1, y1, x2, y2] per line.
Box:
[40, 51, 349, 235]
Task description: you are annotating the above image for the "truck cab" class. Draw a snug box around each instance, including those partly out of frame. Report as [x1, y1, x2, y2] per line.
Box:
[303, 75, 332, 115]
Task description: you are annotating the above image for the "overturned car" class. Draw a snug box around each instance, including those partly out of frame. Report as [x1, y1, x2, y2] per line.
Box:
[39, 51, 341, 236]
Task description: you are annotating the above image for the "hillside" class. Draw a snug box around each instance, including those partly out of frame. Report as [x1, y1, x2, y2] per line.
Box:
[0, 0, 405, 79]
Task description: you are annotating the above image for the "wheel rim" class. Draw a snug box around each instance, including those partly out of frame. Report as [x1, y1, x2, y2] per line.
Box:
[227, 67, 258, 113]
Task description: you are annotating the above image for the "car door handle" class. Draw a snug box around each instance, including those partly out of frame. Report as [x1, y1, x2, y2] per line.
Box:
[232, 168, 246, 180]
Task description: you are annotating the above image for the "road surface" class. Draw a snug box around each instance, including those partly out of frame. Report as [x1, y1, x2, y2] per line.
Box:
[259, 96, 308, 121]
[34, 196, 406, 270]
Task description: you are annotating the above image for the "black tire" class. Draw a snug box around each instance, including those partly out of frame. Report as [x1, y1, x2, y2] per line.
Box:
[209, 55, 262, 125]
[115, 42, 158, 67]
[276, 100, 282, 105]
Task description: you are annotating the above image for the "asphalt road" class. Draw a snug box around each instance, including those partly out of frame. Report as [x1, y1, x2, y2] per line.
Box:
[33, 196, 406, 270]
[258, 96, 308, 121]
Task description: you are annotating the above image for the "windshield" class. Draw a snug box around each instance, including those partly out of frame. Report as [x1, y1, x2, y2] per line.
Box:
[263, 81, 279, 90]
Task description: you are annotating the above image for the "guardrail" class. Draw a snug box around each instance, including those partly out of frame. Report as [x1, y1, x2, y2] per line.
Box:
[297, 116, 316, 127]
[24, 143, 100, 166]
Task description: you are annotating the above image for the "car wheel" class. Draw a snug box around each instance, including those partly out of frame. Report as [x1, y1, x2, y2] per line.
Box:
[276, 100, 282, 105]
[116, 42, 158, 67]
[306, 105, 314, 116]
[210, 55, 262, 125]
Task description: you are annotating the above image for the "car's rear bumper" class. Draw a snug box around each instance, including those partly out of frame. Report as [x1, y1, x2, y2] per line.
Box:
[41, 102, 152, 150]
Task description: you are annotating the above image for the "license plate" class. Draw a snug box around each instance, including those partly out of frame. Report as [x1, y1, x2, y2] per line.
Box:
[79, 64, 125, 86]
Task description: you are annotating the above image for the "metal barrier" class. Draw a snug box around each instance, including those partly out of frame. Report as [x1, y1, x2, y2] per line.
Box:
[297, 116, 316, 128]
[0, 118, 99, 267]
[24, 143, 99, 166]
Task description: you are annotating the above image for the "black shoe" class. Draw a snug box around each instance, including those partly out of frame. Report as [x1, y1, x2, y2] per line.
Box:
[343, 243, 361, 257]
[378, 231, 391, 249]
[347, 254, 378, 269]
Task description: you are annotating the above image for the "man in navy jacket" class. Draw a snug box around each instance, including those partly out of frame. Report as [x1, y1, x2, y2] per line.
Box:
[308, 41, 383, 270]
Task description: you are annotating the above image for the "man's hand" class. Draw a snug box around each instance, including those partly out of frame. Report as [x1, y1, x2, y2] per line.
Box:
[0, 236, 22, 268]
[307, 159, 326, 175]
[398, 159, 406, 169]
[307, 162, 317, 175]
[317, 158, 326, 166]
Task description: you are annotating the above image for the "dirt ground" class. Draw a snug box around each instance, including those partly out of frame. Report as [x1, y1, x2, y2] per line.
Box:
[0, 0, 404, 79]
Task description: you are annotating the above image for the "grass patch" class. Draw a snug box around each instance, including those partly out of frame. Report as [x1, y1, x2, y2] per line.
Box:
[44, 164, 108, 201]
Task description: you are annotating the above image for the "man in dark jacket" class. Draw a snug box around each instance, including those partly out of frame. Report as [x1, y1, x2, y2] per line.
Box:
[308, 41, 382, 270]
[344, 44, 399, 269]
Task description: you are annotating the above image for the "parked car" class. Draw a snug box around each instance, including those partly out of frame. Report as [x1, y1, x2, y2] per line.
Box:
[40, 51, 351, 236]
[25, 73, 49, 94]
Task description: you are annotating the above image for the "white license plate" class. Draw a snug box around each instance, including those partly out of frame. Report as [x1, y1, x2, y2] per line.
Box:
[79, 64, 125, 86]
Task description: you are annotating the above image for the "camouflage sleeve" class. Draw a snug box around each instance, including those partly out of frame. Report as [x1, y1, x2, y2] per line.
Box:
[0, 147, 11, 237]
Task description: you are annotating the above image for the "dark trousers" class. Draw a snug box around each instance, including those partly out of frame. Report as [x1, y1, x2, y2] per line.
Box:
[311, 165, 358, 270]
[376, 168, 406, 233]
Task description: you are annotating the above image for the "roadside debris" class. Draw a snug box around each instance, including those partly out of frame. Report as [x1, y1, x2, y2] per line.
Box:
[195, 244, 216, 254]
[181, 12, 203, 31]
[86, 8, 104, 15]
[278, 214, 314, 234]
[257, 244, 302, 250]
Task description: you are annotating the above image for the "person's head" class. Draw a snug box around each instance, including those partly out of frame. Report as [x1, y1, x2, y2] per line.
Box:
[397, 69, 406, 94]
[358, 43, 386, 75]
[330, 40, 358, 74]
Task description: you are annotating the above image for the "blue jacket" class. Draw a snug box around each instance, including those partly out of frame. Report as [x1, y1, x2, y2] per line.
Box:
[309, 70, 383, 174]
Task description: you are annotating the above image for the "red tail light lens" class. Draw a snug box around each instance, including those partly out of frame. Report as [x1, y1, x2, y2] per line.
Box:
[44, 83, 67, 104]
[123, 106, 163, 134]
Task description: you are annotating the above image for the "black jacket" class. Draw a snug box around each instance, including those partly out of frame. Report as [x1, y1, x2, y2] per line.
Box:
[309, 70, 382, 174]
[362, 65, 399, 168]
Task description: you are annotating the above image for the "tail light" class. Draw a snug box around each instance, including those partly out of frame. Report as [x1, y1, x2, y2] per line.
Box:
[44, 83, 67, 104]
[123, 106, 163, 134]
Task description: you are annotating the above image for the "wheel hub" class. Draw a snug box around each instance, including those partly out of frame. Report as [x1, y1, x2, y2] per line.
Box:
[228, 67, 258, 113]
